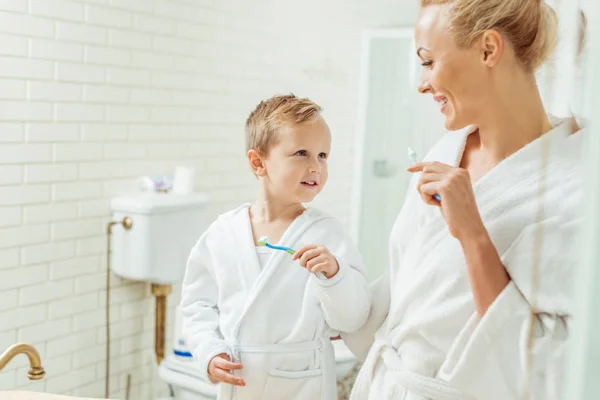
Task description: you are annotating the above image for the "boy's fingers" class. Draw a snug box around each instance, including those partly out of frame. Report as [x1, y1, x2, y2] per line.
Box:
[214, 369, 246, 386]
[292, 244, 317, 260]
[306, 255, 326, 270]
[299, 248, 322, 266]
[215, 359, 243, 370]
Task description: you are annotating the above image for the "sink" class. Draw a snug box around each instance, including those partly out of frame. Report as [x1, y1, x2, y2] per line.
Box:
[0, 391, 115, 400]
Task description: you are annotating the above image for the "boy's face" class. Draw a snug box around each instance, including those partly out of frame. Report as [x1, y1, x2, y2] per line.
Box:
[261, 116, 331, 204]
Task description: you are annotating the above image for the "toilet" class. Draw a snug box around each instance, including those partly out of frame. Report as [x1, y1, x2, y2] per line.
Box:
[158, 307, 357, 399]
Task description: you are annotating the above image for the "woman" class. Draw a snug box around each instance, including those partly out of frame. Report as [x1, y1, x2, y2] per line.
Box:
[344, 1, 585, 399]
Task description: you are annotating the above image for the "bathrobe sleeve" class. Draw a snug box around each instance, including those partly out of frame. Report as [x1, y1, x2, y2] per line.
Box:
[340, 273, 391, 360]
[309, 218, 372, 335]
[438, 218, 575, 400]
[180, 229, 230, 382]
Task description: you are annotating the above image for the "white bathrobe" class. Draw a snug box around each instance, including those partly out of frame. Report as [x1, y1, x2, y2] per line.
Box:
[180, 205, 371, 400]
[345, 119, 584, 400]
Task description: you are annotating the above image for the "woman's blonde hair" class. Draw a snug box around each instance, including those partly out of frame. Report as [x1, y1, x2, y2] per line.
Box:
[421, 0, 558, 72]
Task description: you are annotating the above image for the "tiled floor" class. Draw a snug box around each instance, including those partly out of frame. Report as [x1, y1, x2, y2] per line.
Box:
[337, 362, 362, 400]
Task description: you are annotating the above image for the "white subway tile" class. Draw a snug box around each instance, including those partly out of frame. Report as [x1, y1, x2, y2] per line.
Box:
[19, 279, 74, 306]
[73, 307, 118, 332]
[0, 12, 54, 38]
[0, 206, 21, 228]
[52, 181, 103, 201]
[84, 45, 130, 66]
[50, 255, 100, 281]
[131, 51, 173, 70]
[23, 202, 78, 224]
[79, 199, 110, 218]
[74, 272, 104, 293]
[0, 0, 26, 12]
[0, 370, 16, 390]
[120, 298, 148, 319]
[30, 0, 85, 22]
[0, 56, 54, 80]
[79, 161, 129, 180]
[108, 29, 151, 50]
[108, 0, 148, 13]
[133, 14, 175, 35]
[0, 330, 16, 355]
[39, 354, 72, 380]
[57, 21, 107, 45]
[46, 328, 96, 358]
[25, 164, 78, 183]
[0, 123, 24, 142]
[0, 289, 17, 312]
[104, 142, 146, 159]
[30, 39, 84, 62]
[106, 316, 142, 340]
[81, 124, 128, 141]
[104, 283, 146, 305]
[0, 144, 51, 164]
[107, 67, 151, 86]
[76, 235, 104, 256]
[107, 105, 149, 122]
[71, 345, 105, 368]
[0, 79, 25, 100]
[54, 143, 103, 161]
[0, 186, 50, 206]
[71, 381, 105, 399]
[83, 85, 130, 103]
[0, 165, 22, 186]
[48, 291, 98, 319]
[29, 82, 82, 102]
[0, 304, 46, 331]
[26, 123, 79, 142]
[52, 220, 103, 240]
[86, 5, 131, 28]
[0, 248, 18, 270]
[21, 240, 75, 265]
[0, 102, 53, 122]
[56, 62, 105, 84]
[55, 103, 105, 121]
[45, 365, 96, 394]
[18, 317, 72, 344]
[152, 36, 197, 56]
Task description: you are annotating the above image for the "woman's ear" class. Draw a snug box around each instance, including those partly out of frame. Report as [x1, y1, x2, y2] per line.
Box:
[247, 149, 267, 177]
[480, 29, 504, 67]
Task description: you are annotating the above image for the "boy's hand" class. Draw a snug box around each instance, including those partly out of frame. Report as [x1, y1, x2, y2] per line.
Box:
[208, 353, 246, 387]
[293, 244, 340, 278]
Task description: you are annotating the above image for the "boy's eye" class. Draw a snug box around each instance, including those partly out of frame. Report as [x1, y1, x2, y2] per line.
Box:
[319, 153, 327, 159]
[295, 150, 307, 156]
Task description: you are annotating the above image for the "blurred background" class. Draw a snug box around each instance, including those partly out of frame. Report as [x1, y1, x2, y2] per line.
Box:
[0, 0, 596, 399]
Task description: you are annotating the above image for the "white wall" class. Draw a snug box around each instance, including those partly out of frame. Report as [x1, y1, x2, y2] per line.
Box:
[0, 0, 414, 399]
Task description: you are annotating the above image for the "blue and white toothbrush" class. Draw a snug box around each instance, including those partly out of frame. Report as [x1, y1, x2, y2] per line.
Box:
[257, 236, 296, 255]
[407, 147, 442, 202]
[258, 236, 327, 276]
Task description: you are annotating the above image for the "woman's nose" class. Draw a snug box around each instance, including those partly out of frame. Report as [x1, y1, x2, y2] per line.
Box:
[418, 78, 431, 94]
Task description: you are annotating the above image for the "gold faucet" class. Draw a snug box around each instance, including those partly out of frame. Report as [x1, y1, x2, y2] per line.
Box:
[0, 343, 45, 380]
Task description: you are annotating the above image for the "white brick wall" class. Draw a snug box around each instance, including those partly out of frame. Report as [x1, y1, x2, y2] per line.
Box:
[0, 0, 414, 398]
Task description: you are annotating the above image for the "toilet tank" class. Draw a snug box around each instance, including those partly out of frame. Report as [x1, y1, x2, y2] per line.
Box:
[110, 193, 209, 284]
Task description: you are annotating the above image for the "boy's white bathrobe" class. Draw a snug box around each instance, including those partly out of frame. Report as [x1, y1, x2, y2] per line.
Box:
[181, 205, 370, 400]
[345, 119, 584, 400]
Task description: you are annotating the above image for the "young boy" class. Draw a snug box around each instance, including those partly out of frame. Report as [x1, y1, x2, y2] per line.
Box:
[180, 94, 371, 400]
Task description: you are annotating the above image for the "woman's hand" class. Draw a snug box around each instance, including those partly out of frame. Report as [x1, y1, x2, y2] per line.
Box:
[407, 161, 485, 241]
[207, 353, 246, 386]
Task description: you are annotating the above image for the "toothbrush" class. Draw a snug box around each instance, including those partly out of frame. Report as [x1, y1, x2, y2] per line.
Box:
[258, 236, 327, 276]
[407, 147, 442, 202]
[258, 236, 296, 255]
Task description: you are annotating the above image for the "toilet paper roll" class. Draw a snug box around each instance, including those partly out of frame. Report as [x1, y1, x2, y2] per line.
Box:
[172, 166, 196, 194]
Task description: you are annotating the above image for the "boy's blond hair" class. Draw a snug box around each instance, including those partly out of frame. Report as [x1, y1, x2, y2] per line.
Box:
[245, 94, 323, 156]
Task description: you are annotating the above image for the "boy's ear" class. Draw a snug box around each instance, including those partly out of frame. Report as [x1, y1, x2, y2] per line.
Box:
[247, 149, 267, 177]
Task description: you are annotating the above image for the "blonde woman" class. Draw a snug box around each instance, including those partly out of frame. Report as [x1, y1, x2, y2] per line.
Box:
[344, 1, 585, 399]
